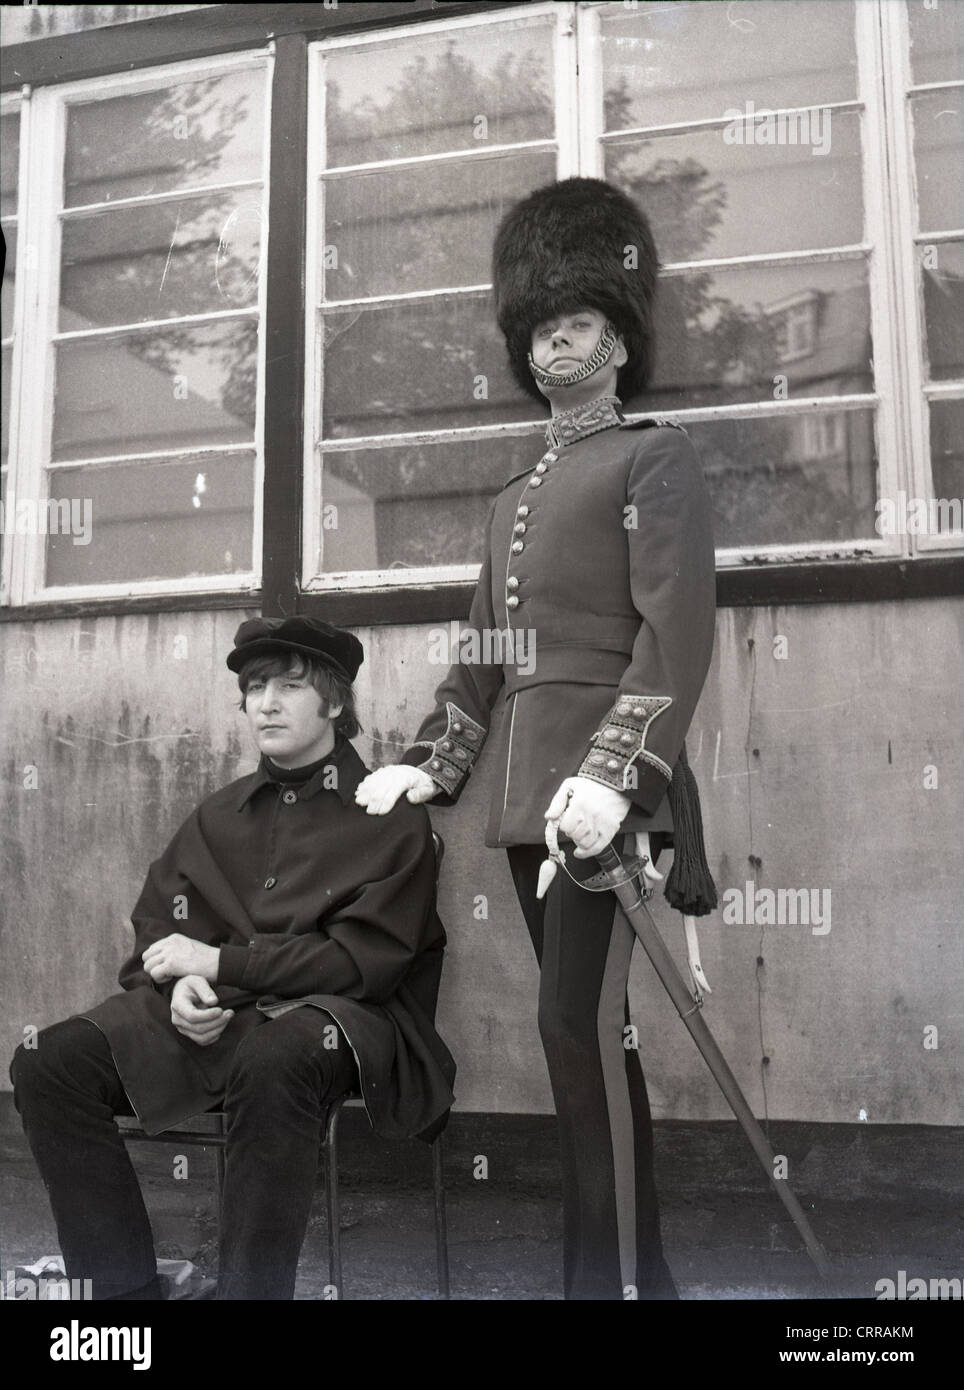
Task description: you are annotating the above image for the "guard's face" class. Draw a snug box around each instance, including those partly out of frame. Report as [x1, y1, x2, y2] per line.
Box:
[529, 307, 627, 403]
[244, 664, 343, 768]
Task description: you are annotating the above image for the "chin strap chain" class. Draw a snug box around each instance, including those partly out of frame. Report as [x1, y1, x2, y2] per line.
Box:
[527, 323, 617, 389]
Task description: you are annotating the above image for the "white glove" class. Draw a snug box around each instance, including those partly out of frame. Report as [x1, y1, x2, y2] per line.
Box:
[545, 776, 632, 859]
[355, 765, 438, 815]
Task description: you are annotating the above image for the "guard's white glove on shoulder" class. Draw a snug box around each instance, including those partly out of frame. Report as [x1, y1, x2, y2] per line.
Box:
[355, 764, 438, 815]
[546, 776, 632, 859]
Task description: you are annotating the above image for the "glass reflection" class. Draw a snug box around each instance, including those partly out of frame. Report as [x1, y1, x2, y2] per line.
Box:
[61, 192, 262, 330]
[53, 320, 257, 460]
[324, 22, 553, 166]
[46, 453, 253, 585]
[64, 69, 265, 206]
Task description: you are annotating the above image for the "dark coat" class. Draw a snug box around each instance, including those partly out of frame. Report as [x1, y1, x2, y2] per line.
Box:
[403, 409, 716, 847]
[81, 738, 456, 1140]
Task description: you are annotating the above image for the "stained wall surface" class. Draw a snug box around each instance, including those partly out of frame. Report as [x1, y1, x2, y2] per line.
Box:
[1, 598, 960, 1122]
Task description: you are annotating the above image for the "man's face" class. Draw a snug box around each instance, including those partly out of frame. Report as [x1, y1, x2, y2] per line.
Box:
[529, 306, 627, 407]
[244, 662, 343, 769]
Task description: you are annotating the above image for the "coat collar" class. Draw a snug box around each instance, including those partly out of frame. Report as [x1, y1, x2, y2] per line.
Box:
[235, 735, 365, 811]
[544, 395, 624, 449]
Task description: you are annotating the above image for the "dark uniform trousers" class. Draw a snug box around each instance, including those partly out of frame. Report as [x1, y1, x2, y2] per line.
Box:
[508, 835, 678, 1301]
[11, 1008, 357, 1301]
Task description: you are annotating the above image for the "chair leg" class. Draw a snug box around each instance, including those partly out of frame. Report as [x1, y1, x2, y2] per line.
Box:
[432, 1133, 450, 1300]
[324, 1099, 343, 1300]
[215, 1116, 226, 1226]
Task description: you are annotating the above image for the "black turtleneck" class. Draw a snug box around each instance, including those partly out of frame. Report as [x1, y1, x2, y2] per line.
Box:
[262, 750, 334, 786]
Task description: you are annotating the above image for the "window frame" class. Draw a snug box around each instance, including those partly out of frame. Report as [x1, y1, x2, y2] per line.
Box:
[2, 47, 273, 607]
[0, 0, 961, 625]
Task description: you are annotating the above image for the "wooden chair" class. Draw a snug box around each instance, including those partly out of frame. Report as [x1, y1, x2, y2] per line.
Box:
[117, 833, 450, 1300]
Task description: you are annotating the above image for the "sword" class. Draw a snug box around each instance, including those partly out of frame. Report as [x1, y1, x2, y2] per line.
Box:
[538, 827, 832, 1281]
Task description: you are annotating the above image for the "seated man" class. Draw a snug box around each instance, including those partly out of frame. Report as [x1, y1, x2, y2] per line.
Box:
[11, 616, 456, 1301]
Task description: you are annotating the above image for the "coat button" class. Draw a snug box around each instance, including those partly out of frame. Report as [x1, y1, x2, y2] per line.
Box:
[264, 876, 277, 890]
[463, 730, 478, 742]
[452, 722, 463, 733]
[282, 789, 297, 805]
[517, 505, 529, 518]
[620, 732, 634, 746]
[535, 462, 548, 474]
[514, 522, 526, 535]
[543, 452, 557, 462]
[529, 476, 542, 487]
[632, 706, 646, 718]
[512, 540, 524, 554]
[441, 740, 453, 751]
[506, 595, 519, 609]
[431, 759, 442, 770]
[605, 726, 619, 740]
[617, 701, 632, 715]
[591, 752, 606, 765]
[506, 576, 519, 591]
[606, 759, 620, 771]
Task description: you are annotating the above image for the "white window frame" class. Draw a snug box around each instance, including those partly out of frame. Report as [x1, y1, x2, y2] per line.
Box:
[302, 2, 577, 594]
[1, 85, 29, 591]
[2, 48, 273, 606]
[579, 0, 906, 567]
[880, 0, 964, 554]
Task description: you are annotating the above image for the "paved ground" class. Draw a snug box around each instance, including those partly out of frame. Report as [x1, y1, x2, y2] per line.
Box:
[2, 1103, 960, 1303]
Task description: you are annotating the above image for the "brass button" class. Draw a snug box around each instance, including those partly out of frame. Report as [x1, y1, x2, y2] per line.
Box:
[535, 462, 548, 475]
[514, 522, 526, 535]
[431, 759, 442, 770]
[617, 701, 632, 715]
[512, 541, 524, 554]
[606, 759, 620, 771]
[264, 876, 277, 890]
[517, 505, 529, 518]
[282, 790, 297, 805]
[632, 706, 645, 717]
[441, 740, 453, 751]
[529, 476, 543, 488]
[620, 733, 634, 747]
[605, 726, 619, 740]
[506, 595, 519, 609]
[452, 722, 463, 733]
[506, 576, 519, 591]
[543, 452, 557, 463]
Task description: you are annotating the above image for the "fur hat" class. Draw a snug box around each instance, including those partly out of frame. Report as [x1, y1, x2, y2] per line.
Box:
[492, 177, 659, 404]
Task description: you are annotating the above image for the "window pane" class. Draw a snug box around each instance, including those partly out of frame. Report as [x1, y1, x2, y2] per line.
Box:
[53, 319, 257, 461]
[63, 68, 266, 207]
[642, 260, 872, 413]
[322, 296, 541, 439]
[316, 437, 533, 574]
[322, 150, 556, 300]
[4, 5, 216, 44]
[908, 1, 964, 85]
[600, 0, 856, 132]
[60, 192, 262, 331]
[2, 223, 15, 339]
[1, 111, 19, 218]
[604, 112, 862, 263]
[923, 240, 964, 382]
[691, 408, 878, 548]
[45, 453, 254, 586]
[912, 91, 964, 234]
[929, 400, 964, 529]
[323, 18, 554, 166]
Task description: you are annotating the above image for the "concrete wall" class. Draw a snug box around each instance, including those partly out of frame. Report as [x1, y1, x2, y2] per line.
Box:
[1, 597, 961, 1122]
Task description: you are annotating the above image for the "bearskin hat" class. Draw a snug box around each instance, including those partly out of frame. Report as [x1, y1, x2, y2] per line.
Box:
[492, 177, 659, 404]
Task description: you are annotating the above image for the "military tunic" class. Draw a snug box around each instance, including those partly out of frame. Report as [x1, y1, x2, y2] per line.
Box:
[403, 399, 716, 844]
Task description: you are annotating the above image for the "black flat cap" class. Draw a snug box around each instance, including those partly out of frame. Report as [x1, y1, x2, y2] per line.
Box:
[227, 616, 364, 681]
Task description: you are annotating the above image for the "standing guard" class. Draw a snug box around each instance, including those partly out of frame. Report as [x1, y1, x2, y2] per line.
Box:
[357, 178, 718, 1301]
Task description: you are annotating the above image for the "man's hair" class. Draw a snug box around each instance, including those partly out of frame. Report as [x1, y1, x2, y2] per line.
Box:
[237, 652, 361, 739]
